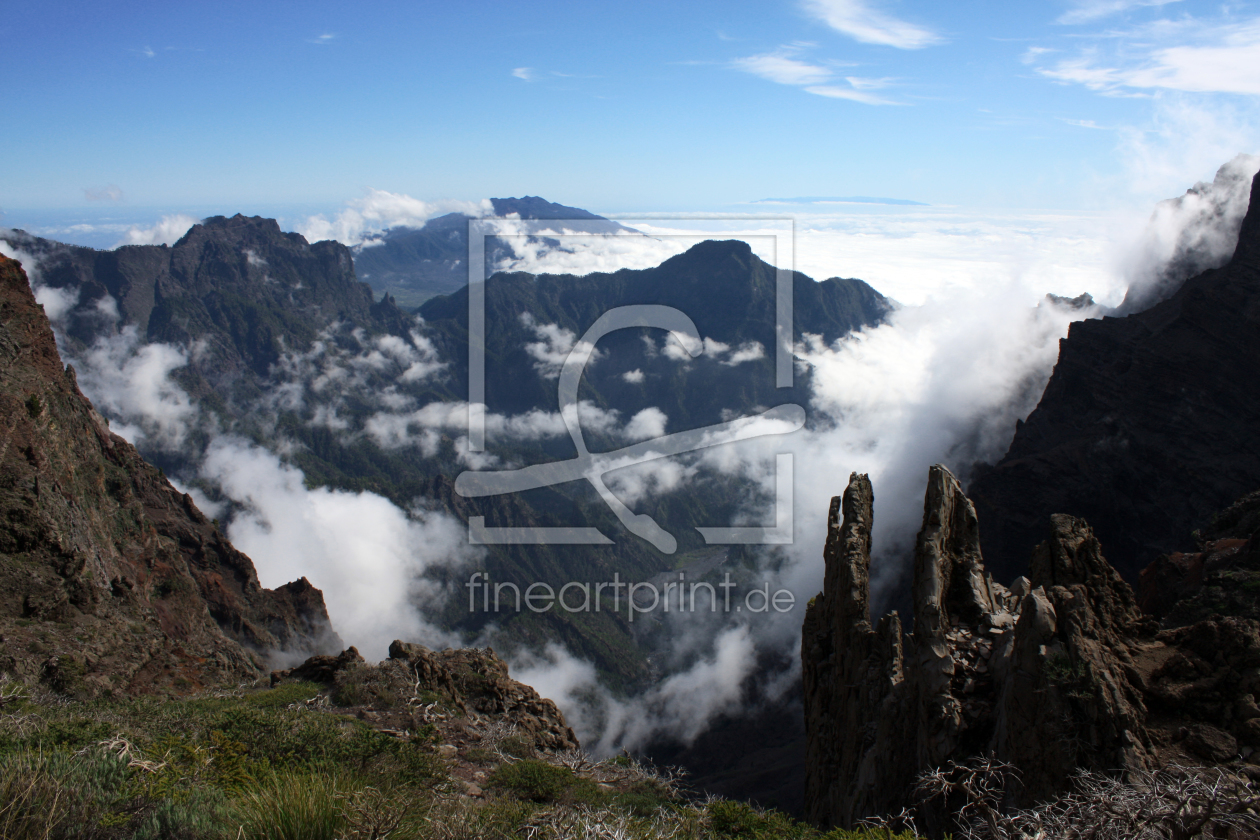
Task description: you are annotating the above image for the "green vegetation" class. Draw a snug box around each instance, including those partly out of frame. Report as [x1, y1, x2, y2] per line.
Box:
[488, 758, 596, 803]
[0, 675, 920, 839]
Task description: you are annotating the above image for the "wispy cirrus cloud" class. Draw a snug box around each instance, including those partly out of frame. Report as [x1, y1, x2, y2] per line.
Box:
[732, 47, 833, 86]
[801, 0, 942, 49]
[1056, 0, 1184, 25]
[732, 44, 899, 105]
[308, 33, 335, 45]
[512, 67, 536, 81]
[1034, 17, 1260, 95]
[1059, 117, 1108, 129]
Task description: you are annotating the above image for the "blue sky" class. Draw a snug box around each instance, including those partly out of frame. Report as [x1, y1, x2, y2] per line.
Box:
[3, 0, 1259, 224]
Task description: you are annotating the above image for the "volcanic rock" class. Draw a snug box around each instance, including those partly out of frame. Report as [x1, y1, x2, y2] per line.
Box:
[969, 167, 1260, 584]
[802, 464, 1260, 830]
[272, 639, 579, 754]
[0, 254, 338, 696]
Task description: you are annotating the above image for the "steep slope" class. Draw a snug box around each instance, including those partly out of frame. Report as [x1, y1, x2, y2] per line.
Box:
[5, 214, 412, 386]
[969, 168, 1260, 584]
[0, 254, 338, 696]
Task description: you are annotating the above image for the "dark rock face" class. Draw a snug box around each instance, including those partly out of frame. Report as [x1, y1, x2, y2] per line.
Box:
[802, 464, 1260, 830]
[970, 168, 1260, 584]
[0, 255, 338, 695]
[5, 215, 409, 387]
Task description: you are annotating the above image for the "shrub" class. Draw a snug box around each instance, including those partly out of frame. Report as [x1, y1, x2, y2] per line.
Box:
[245, 681, 322, 709]
[707, 799, 817, 839]
[613, 779, 677, 816]
[488, 758, 582, 803]
[496, 733, 535, 760]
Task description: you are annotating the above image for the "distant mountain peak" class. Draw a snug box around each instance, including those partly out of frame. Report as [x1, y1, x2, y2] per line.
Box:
[352, 197, 633, 306]
[488, 196, 607, 221]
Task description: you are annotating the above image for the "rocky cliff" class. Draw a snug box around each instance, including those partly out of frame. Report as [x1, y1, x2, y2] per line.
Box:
[4, 215, 411, 387]
[969, 168, 1260, 584]
[803, 464, 1260, 830]
[0, 254, 338, 696]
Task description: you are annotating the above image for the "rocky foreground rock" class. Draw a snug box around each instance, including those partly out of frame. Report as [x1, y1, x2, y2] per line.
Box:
[803, 464, 1260, 830]
[271, 639, 580, 798]
[0, 254, 338, 695]
[271, 639, 578, 754]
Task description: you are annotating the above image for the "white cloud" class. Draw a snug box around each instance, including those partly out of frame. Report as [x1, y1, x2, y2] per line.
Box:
[732, 43, 901, 104]
[512, 67, 535, 80]
[511, 626, 763, 755]
[297, 190, 493, 247]
[309, 34, 335, 44]
[801, 0, 942, 49]
[488, 218, 688, 277]
[656, 210, 1121, 307]
[265, 326, 447, 426]
[657, 334, 766, 366]
[201, 438, 476, 658]
[520, 312, 605, 379]
[732, 50, 833, 86]
[621, 369, 645, 384]
[34, 285, 80, 324]
[1114, 97, 1260, 204]
[723, 341, 767, 365]
[117, 214, 198, 247]
[1061, 117, 1107, 129]
[1057, 0, 1184, 25]
[76, 327, 197, 451]
[662, 332, 697, 361]
[803, 85, 898, 105]
[623, 407, 668, 441]
[1115, 152, 1260, 311]
[363, 399, 622, 450]
[1035, 18, 1260, 95]
[601, 453, 697, 506]
[0, 240, 78, 329]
